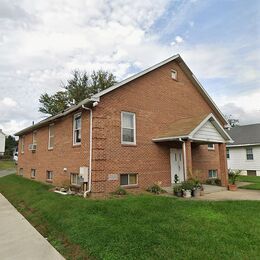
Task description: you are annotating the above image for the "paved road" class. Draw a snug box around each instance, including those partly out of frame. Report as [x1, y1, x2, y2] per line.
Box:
[0, 169, 16, 178]
[0, 194, 65, 260]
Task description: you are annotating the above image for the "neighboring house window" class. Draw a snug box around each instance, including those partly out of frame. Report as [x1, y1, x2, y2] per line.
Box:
[73, 113, 82, 145]
[121, 112, 136, 144]
[226, 148, 230, 159]
[48, 124, 54, 149]
[71, 173, 80, 186]
[31, 169, 36, 178]
[246, 148, 254, 160]
[21, 136, 25, 154]
[32, 131, 37, 144]
[171, 69, 177, 80]
[120, 173, 138, 186]
[208, 144, 215, 150]
[208, 169, 217, 178]
[46, 171, 53, 181]
[19, 168, 23, 176]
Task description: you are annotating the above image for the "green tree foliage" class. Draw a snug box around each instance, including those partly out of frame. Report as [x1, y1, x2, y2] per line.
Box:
[5, 135, 18, 158]
[39, 70, 116, 116]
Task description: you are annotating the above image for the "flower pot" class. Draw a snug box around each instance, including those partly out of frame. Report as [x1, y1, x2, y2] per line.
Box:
[228, 184, 237, 191]
[193, 189, 200, 198]
[183, 190, 191, 198]
[174, 191, 183, 197]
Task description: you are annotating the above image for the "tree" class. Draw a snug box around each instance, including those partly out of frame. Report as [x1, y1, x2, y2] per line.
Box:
[39, 70, 116, 116]
[39, 91, 69, 116]
[5, 135, 18, 158]
[226, 115, 239, 127]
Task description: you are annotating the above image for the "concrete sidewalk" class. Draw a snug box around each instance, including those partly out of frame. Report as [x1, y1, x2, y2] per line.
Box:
[0, 193, 64, 260]
[0, 169, 16, 178]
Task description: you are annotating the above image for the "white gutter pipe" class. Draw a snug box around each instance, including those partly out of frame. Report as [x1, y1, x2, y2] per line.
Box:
[82, 105, 93, 197]
[179, 138, 187, 181]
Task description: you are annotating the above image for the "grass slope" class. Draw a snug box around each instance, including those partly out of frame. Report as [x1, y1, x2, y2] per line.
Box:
[0, 175, 260, 260]
[0, 160, 15, 170]
[238, 175, 260, 190]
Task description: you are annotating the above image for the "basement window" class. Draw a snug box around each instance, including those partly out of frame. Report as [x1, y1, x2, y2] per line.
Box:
[171, 69, 177, 80]
[46, 171, 53, 181]
[19, 168, 23, 176]
[208, 169, 217, 179]
[70, 173, 80, 186]
[31, 169, 36, 178]
[120, 173, 138, 186]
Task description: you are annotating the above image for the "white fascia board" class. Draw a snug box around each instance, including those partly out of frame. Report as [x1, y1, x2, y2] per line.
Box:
[227, 143, 260, 148]
[152, 135, 189, 142]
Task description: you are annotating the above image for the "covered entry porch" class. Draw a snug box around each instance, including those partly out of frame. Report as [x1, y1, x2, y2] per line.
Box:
[153, 114, 233, 186]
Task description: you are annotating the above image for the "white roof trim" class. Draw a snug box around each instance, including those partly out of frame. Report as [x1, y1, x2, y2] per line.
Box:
[227, 143, 260, 148]
[189, 113, 233, 142]
[153, 113, 233, 143]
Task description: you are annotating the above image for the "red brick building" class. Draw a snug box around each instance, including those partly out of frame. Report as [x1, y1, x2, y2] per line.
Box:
[16, 55, 233, 195]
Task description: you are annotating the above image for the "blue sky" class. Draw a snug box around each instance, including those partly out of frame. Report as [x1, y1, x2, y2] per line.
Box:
[0, 0, 259, 134]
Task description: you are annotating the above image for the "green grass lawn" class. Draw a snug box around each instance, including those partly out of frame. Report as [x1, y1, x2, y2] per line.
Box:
[0, 175, 260, 260]
[238, 175, 260, 190]
[0, 160, 15, 170]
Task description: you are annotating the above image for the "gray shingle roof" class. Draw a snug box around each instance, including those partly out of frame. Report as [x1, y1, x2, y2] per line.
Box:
[227, 124, 260, 146]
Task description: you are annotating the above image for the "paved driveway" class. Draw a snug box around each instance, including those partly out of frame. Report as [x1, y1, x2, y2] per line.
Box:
[196, 189, 260, 201]
[0, 194, 64, 260]
[0, 169, 16, 178]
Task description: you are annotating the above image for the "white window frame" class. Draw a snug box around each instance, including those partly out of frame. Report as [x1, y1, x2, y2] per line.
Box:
[46, 171, 53, 181]
[121, 111, 136, 145]
[21, 136, 25, 154]
[226, 148, 230, 159]
[208, 169, 217, 179]
[246, 147, 254, 160]
[208, 144, 215, 150]
[48, 124, 54, 150]
[171, 69, 177, 80]
[70, 173, 80, 186]
[31, 169, 36, 178]
[120, 173, 138, 186]
[73, 112, 82, 145]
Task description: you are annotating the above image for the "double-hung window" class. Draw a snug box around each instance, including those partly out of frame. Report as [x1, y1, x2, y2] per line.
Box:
[73, 113, 82, 145]
[246, 148, 253, 160]
[121, 112, 136, 145]
[48, 124, 54, 149]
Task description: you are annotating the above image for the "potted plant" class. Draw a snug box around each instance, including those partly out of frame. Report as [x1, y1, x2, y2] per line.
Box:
[181, 180, 194, 198]
[228, 169, 241, 191]
[173, 185, 182, 197]
[192, 180, 201, 198]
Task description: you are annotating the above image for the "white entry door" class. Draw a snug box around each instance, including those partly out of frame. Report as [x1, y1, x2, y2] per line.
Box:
[170, 148, 184, 183]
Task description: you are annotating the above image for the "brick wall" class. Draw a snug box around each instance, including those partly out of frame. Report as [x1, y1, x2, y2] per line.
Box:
[18, 60, 228, 194]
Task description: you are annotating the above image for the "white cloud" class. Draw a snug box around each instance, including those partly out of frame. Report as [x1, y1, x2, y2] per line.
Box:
[175, 36, 184, 43]
[0, 97, 17, 107]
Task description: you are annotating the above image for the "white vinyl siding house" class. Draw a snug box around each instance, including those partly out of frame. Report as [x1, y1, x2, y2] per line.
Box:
[227, 146, 260, 176]
[227, 124, 260, 177]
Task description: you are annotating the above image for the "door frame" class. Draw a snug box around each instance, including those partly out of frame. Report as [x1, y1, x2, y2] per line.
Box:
[170, 148, 185, 183]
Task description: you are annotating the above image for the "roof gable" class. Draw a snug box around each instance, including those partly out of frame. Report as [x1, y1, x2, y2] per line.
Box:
[153, 113, 233, 143]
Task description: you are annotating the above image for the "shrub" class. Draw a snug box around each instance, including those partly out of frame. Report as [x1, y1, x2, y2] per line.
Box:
[173, 185, 182, 193]
[174, 174, 179, 183]
[181, 180, 195, 190]
[147, 183, 164, 194]
[113, 187, 127, 195]
[215, 178, 222, 186]
[205, 178, 222, 186]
